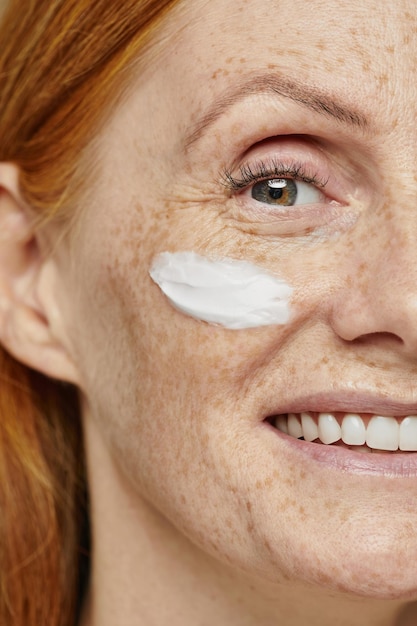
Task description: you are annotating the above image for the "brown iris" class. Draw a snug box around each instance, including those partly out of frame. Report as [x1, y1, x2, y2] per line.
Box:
[251, 178, 297, 206]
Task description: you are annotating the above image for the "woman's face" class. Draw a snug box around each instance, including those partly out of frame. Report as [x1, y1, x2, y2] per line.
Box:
[56, 0, 417, 599]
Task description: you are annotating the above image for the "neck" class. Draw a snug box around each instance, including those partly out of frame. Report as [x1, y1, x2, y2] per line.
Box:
[80, 415, 417, 626]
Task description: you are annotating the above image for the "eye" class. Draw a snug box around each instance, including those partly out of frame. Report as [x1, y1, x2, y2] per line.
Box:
[251, 178, 325, 207]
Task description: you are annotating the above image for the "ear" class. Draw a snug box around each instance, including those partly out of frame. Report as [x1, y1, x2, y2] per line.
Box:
[0, 163, 80, 384]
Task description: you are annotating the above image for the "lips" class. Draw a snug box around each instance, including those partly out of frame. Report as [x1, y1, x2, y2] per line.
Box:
[272, 412, 417, 452]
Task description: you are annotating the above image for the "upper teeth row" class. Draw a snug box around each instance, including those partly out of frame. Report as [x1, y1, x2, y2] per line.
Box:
[274, 413, 417, 451]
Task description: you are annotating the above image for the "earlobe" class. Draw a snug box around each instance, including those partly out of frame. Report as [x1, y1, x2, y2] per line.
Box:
[0, 163, 80, 384]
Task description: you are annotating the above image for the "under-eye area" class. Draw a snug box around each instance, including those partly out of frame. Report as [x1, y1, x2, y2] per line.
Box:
[268, 412, 417, 453]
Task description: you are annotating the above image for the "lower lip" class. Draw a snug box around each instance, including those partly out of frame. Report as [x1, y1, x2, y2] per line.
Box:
[265, 422, 417, 477]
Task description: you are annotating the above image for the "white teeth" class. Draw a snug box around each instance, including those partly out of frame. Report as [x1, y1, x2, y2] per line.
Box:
[301, 412, 319, 442]
[366, 416, 399, 451]
[399, 416, 417, 451]
[318, 413, 341, 444]
[288, 413, 303, 438]
[275, 415, 288, 434]
[341, 413, 366, 446]
[274, 412, 417, 451]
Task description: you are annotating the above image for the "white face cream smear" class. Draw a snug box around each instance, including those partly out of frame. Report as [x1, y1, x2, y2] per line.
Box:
[149, 251, 293, 329]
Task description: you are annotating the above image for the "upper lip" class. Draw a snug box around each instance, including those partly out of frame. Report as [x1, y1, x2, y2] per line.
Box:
[263, 390, 417, 418]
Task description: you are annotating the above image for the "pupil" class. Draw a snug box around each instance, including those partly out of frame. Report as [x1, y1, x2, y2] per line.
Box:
[269, 187, 284, 200]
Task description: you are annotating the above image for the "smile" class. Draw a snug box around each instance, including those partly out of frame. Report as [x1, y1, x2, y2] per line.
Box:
[272, 412, 417, 452]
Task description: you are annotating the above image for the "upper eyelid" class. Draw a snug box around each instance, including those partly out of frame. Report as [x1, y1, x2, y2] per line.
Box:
[184, 73, 370, 151]
[221, 158, 329, 192]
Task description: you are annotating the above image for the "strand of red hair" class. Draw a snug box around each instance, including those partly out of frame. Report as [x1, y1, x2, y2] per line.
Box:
[0, 0, 181, 623]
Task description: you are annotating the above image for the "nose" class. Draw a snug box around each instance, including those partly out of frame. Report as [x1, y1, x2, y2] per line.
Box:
[329, 213, 417, 357]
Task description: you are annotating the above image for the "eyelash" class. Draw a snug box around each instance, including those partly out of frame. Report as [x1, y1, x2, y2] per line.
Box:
[222, 158, 329, 193]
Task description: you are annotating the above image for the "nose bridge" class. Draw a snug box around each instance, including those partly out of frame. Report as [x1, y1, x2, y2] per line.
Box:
[372, 186, 417, 289]
[372, 213, 416, 288]
[330, 197, 417, 352]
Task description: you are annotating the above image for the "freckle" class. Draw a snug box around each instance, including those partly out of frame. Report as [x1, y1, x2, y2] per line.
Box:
[281, 497, 291, 509]
[252, 249, 268, 264]
[246, 501, 252, 512]
[239, 57, 246, 64]
[255, 480, 262, 489]
[358, 262, 366, 275]
[316, 571, 332, 585]
[225, 57, 233, 64]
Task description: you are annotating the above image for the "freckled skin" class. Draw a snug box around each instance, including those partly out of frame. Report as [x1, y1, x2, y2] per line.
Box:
[46, 1, 417, 625]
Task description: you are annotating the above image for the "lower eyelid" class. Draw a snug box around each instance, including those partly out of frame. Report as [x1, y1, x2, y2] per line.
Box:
[234, 195, 331, 220]
[225, 201, 355, 240]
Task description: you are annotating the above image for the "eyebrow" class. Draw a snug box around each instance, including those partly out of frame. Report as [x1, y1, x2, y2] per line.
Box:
[184, 72, 369, 149]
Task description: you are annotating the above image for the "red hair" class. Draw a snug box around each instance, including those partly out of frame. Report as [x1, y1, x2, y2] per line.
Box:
[0, 1, 180, 623]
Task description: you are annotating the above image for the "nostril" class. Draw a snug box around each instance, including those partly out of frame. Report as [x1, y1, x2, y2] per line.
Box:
[349, 331, 404, 348]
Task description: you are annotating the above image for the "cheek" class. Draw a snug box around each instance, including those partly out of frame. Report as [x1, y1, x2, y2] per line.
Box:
[66, 218, 299, 563]
[149, 251, 293, 329]
[67, 193, 377, 589]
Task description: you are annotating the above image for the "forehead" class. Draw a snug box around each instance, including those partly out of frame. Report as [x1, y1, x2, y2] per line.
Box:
[173, 0, 415, 68]
[152, 0, 417, 136]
